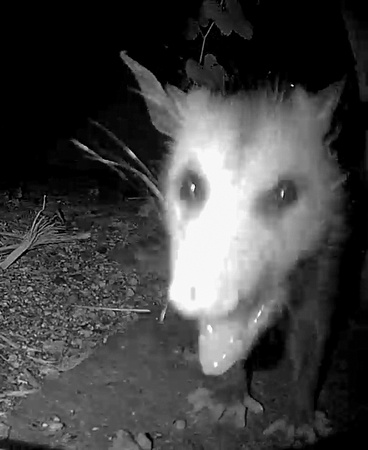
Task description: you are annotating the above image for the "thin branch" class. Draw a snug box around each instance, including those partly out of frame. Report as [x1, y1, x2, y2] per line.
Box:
[199, 21, 215, 65]
[0, 333, 19, 349]
[0, 232, 24, 239]
[74, 305, 151, 314]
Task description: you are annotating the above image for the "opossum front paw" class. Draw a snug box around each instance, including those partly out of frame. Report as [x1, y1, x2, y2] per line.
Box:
[187, 387, 247, 428]
[218, 401, 247, 428]
[263, 411, 332, 447]
[187, 388, 263, 429]
[218, 393, 264, 429]
[243, 393, 264, 415]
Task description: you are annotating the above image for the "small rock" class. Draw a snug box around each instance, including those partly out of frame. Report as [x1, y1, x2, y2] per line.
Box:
[0, 422, 10, 439]
[43, 340, 65, 357]
[7, 355, 20, 368]
[128, 276, 139, 286]
[43, 419, 65, 435]
[87, 312, 98, 321]
[136, 432, 153, 450]
[53, 285, 68, 294]
[109, 429, 140, 450]
[173, 419, 187, 430]
[50, 415, 62, 423]
[67, 293, 79, 304]
[80, 330, 93, 338]
[97, 245, 108, 254]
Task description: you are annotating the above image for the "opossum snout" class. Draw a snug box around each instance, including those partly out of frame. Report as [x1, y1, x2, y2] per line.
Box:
[168, 270, 240, 319]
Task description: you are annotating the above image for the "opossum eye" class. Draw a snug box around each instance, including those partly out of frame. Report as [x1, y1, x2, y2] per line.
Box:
[258, 179, 299, 216]
[274, 179, 298, 207]
[178, 168, 207, 209]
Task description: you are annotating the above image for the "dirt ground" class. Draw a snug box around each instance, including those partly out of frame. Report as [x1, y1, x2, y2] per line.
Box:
[2, 304, 368, 450]
[0, 193, 367, 450]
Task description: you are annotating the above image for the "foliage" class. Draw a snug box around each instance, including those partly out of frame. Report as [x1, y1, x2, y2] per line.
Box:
[183, 0, 254, 92]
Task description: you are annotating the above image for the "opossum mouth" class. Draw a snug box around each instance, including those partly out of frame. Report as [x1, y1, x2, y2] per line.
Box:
[198, 300, 276, 376]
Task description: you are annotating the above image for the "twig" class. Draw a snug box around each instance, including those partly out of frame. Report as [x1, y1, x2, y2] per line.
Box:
[74, 305, 151, 313]
[0, 232, 23, 239]
[0, 333, 19, 349]
[26, 355, 55, 365]
[0, 233, 90, 255]
[199, 21, 215, 65]
[0, 244, 24, 253]
[0, 389, 39, 399]
[159, 302, 169, 323]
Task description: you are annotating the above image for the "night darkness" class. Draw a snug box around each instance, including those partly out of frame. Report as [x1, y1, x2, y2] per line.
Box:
[3, 0, 361, 187]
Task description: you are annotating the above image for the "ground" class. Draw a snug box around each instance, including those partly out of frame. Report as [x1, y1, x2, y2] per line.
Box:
[0, 185, 367, 450]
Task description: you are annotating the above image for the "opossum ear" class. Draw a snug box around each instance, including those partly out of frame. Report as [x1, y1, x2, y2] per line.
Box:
[315, 80, 345, 124]
[293, 81, 343, 130]
[120, 51, 183, 138]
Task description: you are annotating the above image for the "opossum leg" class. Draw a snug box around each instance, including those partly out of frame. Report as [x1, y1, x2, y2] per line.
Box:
[267, 312, 332, 444]
[264, 305, 333, 445]
[290, 256, 337, 434]
[210, 360, 264, 429]
[243, 360, 264, 416]
[266, 254, 337, 445]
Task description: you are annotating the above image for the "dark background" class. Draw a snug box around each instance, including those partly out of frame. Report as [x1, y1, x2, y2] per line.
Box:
[2, 0, 363, 190]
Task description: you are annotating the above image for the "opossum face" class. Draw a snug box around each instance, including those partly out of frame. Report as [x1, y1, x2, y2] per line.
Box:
[165, 88, 343, 322]
[119, 51, 344, 376]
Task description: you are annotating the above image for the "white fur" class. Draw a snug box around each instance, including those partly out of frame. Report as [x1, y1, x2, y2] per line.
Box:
[164, 88, 344, 320]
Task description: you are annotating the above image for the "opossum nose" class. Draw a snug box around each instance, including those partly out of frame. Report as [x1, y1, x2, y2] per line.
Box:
[179, 168, 208, 211]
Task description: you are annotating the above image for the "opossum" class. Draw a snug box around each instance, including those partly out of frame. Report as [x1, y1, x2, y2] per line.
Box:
[120, 52, 347, 439]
